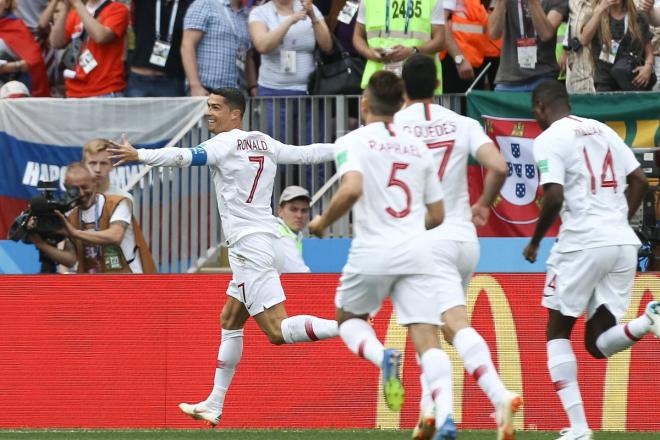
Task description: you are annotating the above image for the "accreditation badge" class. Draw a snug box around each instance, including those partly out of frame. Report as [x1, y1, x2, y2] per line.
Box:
[383, 60, 403, 77]
[281, 50, 297, 74]
[104, 245, 123, 271]
[236, 47, 247, 72]
[598, 40, 619, 64]
[149, 40, 172, 67]
[516, 38, 537, 69]
[79, 49, 98, 74]
[338, 1, 358, 24]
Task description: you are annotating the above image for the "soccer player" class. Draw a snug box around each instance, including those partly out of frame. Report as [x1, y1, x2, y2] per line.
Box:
[108, 87, 339, 426]
[523, 80, 660, 440]
[309, 71, 458, 439]
[394, 53, 523, 440]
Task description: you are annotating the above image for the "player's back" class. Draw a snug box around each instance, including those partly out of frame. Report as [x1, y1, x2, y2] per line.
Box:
[533, 116, 640, 251]
[335, 122, 443, 275]
[394, 103, 488, 242]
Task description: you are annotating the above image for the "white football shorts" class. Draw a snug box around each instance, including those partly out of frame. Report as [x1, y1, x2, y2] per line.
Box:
[542, 244, 638, 320]
[335, 272, 443, 326]
[430, 240, 480, 314]
[226, 233, 286, 316]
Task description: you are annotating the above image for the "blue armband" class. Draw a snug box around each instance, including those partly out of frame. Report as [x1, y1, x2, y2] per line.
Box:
[190, 146, 208, 166]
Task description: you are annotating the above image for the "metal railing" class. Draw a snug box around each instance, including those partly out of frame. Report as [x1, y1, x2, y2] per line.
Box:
[123, 95, 467, 272]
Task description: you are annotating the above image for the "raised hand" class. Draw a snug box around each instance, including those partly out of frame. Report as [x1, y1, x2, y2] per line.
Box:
[107, 133, 139, 167]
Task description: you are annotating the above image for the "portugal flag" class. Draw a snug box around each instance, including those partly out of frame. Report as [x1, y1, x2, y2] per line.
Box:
[468, 116, 560, 237]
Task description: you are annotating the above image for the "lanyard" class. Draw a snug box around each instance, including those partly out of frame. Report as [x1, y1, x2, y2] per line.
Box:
[615, 13, 628, 43]
[385, 0, 413, 35]
[516, 0, 535, 38]
[79, 195, 102, 258]
[155, 0, 180, 43]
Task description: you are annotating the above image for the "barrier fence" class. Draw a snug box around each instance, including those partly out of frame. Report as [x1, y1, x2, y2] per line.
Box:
[0, 273, 657, 431]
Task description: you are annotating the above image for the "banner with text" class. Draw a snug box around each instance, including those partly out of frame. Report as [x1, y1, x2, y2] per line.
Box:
[0, 97, 206, 238]
[467, 91, 660, 237]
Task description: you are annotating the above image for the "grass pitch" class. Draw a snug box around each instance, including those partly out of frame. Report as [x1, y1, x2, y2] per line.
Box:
[0, 430, 658, 439]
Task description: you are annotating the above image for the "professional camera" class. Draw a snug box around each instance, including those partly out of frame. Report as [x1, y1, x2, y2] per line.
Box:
[8, 180, 82, 243]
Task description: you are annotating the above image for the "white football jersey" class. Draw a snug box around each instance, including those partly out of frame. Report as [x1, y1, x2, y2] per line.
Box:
[335, 121, 444, 275]
[533, 116, 641, 252]
[138, 128, 335, 246]
[394, 102, 491, 242]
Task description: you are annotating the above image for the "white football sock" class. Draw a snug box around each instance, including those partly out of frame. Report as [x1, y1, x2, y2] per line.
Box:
[595, 315, 650, 358]
[206, 328, 243, 413]
[547, 339, 589, 434]
[280, 315, 338, 343]
[420, 348, 453, 427]
[417, 353, 434, 413]
[339, 318, 384, 367]
[453, 327, 506, 407]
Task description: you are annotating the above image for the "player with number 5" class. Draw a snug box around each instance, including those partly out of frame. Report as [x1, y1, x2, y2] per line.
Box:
[107, 88, 339, 427]
[524, 80, 660, 440]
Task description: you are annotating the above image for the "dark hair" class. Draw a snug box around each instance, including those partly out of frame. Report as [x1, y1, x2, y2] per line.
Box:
[401, 54, 436, 100]
[532, 80, 570, 110]
[365, 71, 403, 116]
[209, 88, 246, 117]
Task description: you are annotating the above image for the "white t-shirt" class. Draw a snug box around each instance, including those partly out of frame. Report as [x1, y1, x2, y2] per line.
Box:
[357, 0, 445, 24]
[138, 129, 335, 247]
[533, 115, 641, 252]
[80, 194, 143, 273]
[106, 183, 134, 202]
[394, 103, 491, 242]
[248, 2, 324, 91]
[335, 121, 443, 275]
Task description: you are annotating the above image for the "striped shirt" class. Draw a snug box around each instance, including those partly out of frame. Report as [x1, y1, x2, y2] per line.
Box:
[183, 0, 250, 90]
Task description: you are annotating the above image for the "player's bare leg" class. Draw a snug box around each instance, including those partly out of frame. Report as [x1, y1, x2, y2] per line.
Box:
[336, 308, 404, 411]
[179, 297, 250, 427]
[408, 324, 455, 440]
[252, 301, 338, 345]
[440, 305, 522, 440]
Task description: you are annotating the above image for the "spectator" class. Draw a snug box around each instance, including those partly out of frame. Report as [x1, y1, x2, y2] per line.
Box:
[276, 185, 311, 273]
[0, 78, 29, 97]
[352, 0, 444, 91]
[30, 163, 156, 274]
[0, 0, 50, 96]
[488, 0, 568, 91]
[328, 0, 360, 56]
[563, 0, 595, 92]
[249, 0, 332, 96]
[49, 0, 129, 98]
[127, 0, 192, 97]
[580, 0, 654, 91]
[82, 138, 132, 200]
[441, 0, 493, 93]
[181, 0, 255, 96]
[37, 0, 68, 97]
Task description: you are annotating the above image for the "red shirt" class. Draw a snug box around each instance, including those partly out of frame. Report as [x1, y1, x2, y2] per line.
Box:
[64, 2, 129, 97]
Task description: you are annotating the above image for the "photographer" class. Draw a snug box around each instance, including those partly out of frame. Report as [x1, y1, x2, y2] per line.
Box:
[29, 162, 156, 273]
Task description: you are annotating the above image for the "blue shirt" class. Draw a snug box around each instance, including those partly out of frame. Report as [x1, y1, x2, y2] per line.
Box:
[183, 0, 250, 90]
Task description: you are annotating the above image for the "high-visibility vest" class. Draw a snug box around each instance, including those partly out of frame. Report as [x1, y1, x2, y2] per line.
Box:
[362, 0, 443, 93]
[450, 0, 489, 67]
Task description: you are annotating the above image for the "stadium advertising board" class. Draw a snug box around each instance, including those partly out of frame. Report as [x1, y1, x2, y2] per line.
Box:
[0, 274, 657, 430]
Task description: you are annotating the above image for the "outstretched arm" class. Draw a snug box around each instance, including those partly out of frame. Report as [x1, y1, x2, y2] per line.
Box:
[108, 134, 203, 168]
[276, 142, 336, 164]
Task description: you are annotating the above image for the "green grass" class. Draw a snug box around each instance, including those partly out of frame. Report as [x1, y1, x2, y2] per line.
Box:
[0, 430, 658, 439]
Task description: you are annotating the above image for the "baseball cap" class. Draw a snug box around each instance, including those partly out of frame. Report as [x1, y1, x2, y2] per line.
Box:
[0, 81, 30, 99]
[279, 185, 311, 205]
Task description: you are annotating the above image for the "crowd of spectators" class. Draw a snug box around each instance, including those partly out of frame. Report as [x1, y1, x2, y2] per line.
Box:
[1, 0, 659, 99]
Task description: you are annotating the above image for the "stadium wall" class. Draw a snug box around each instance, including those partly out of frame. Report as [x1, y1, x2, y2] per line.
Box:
[0, 274, 657, 431]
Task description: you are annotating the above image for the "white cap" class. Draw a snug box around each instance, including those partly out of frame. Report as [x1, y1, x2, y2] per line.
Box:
[279, 185, 311, 205]
[0, 81, 30, 99]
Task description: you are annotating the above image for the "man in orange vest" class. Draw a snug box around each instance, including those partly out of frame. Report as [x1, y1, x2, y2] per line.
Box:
[441, 0, 496, 92]
[30, 162, 156, 274]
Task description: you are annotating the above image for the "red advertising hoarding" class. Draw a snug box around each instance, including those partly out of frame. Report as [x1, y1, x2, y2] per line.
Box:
[0, 274, 657, 431]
